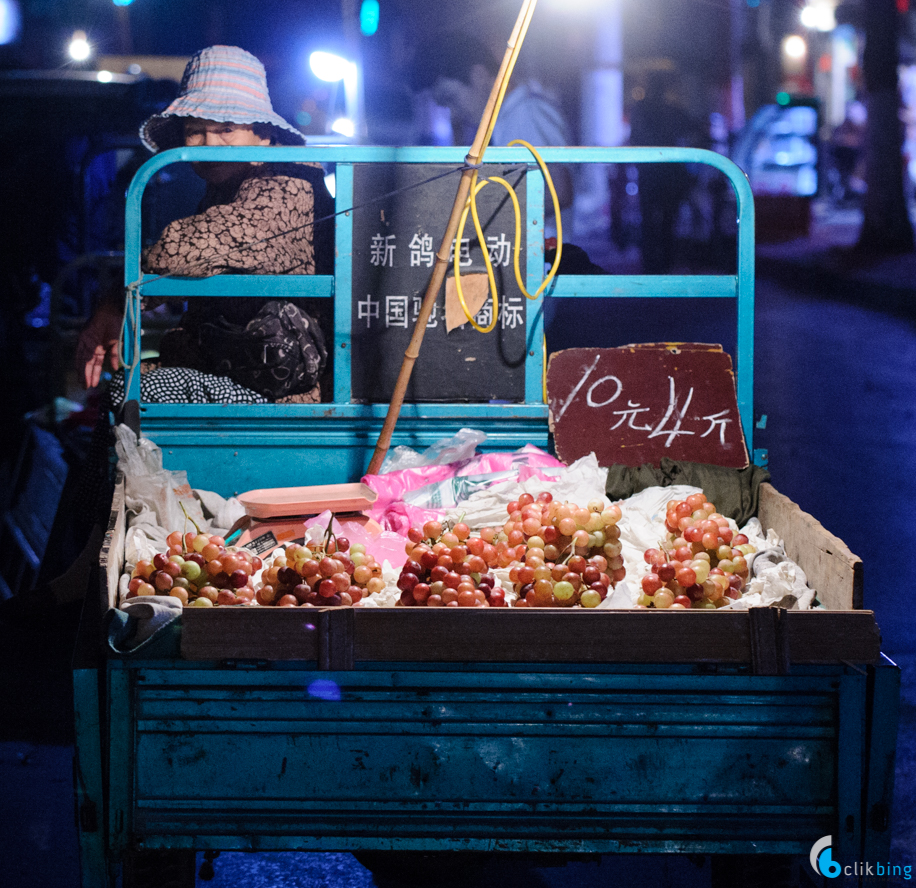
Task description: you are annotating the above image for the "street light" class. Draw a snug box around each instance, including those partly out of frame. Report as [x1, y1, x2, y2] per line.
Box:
[331, 117, 355, 138]
[309, 50, 355, 83]
[68, 30, 91, 62]
[783, 35, 807, 61]
[800, 3, 836, 33]
[0, 0, 21, 45]
[308, 50, 360, 141]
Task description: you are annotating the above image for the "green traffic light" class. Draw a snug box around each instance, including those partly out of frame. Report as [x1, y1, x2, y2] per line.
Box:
[776, 92, 791, 106]
[360, 0, 380, 36]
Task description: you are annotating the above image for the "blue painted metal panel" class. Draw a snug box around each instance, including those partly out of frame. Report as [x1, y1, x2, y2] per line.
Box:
[108, 668, 133, 856]
[334, 163, 355, 405]
[108, 665, 858, 855]
[139, 407, 548, 493]
[837, 671, 868, 863]
[524, 166, 546, 404]
[149, 426, 549, 494]
[861, 658, 901, 866]
[136, 274, 334, 299]
[545, 275, 737, 299]
[72, 666, 107, 888]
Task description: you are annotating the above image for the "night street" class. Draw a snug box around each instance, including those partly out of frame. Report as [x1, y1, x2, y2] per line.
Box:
[4, 239, 915, 885]
[2, 1, 915, 885]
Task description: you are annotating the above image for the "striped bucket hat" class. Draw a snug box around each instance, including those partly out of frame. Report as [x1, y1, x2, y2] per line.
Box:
[140, 45, 305, 152]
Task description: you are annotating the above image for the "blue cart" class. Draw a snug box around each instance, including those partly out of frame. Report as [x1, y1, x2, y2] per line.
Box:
[72, 146, 900, 887]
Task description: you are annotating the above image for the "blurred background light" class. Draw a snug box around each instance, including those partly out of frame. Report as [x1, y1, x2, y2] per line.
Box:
[310, 50, 355, 82]
[68, 30, 92, 62]
[782, 35, 807, 60]
[96, 70, 113, 82]
[800, 3, 836, 32]
[331, 116, 355, 137]
[0, 0, 21, 45]
[359, 0, 379, 36]
[112, 0, 134, 7]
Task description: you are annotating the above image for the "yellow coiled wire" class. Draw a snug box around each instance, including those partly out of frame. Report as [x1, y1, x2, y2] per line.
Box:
[449, 0, 563, 336]
[452, 139, 564, 333]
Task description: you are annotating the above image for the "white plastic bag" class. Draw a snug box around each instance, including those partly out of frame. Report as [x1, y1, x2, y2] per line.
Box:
[115, 424, 206, 532]
[444, 453, 609, 530]
[114, 423, 163, 475]
[379, 428, 487, 474]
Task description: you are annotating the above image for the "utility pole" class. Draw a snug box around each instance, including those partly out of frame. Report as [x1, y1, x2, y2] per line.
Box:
[858, 0, 913, 252]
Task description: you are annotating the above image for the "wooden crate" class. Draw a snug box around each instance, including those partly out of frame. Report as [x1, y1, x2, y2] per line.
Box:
[101, 478, 879, 668]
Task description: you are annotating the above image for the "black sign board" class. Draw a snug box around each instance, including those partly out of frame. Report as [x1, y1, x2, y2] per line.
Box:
[350, 163, 529, 403]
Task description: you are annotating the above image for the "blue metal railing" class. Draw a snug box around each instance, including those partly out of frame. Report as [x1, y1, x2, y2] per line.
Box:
[123, 145, 756, 458]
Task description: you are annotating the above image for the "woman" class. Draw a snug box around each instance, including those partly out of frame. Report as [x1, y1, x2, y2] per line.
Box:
[78, 45, 332, 401]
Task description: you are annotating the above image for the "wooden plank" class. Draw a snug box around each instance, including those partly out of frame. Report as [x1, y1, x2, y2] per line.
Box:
[784, 611, 881, 663]
[179, 607, 881, 665]
[181, 607, 319, 661]
[757, 483, 862, 610]
[354, 607, 751, 663]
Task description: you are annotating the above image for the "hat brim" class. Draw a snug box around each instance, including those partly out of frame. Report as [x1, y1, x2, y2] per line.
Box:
[140, 109, 306, 152]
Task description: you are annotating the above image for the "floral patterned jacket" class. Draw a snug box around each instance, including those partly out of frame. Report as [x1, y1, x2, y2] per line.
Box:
[142, 161, 334, 328]
[143, 161, 331, 278]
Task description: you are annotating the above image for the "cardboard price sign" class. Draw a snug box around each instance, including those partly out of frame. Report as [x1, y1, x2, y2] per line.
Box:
[547, 344, 748, 469]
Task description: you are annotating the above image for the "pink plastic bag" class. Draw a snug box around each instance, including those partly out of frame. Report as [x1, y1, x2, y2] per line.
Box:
[362, 445, 564, 533]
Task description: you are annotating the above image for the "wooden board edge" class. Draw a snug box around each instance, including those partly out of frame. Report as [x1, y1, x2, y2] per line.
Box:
[757, 483, 862, 611]
[101, 473, 126, 614]
[180, 606, 320, 661]
[179, 607, 881, 666]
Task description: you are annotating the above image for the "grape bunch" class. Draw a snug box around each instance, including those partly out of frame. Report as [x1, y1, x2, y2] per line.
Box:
[396, 519, 505, 607]
[638, 492, 754, 609]
[255, 535, 383, 607]
[127, 530, 263, 607]
[494, 492, 625, 608]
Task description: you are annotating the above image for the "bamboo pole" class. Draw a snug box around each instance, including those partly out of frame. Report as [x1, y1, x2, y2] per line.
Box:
[365, 0, 539, 475]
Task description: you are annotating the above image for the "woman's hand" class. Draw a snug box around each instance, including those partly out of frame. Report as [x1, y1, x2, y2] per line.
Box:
[76, 302, 124, 388]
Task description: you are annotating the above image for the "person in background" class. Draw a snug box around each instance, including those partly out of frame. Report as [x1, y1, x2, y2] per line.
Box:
[410, 32, 574, 214]
[628, 70, 705, 273]
[77, 45, 333, 402]
[829, 100, 867, 204]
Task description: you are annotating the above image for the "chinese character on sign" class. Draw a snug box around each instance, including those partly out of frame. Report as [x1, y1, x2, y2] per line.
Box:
[700, 409, 732, 445]
[408, 232, 435, 267]
[474, 297, 493, 329]
[486, 233, 511, 267]
[500, 295, 524, 330]
[449, 238, 473, 267]
[370, 233, 396, 267]
[411, 296, 438, 328]
[356, 294, 379, 328]
[385, 295, 409, 329]
[647, 377, 696, 448]
[611, 401, 653, 432]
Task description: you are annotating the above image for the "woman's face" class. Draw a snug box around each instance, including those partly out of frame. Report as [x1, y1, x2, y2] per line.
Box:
[184, 118, 271, 185]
